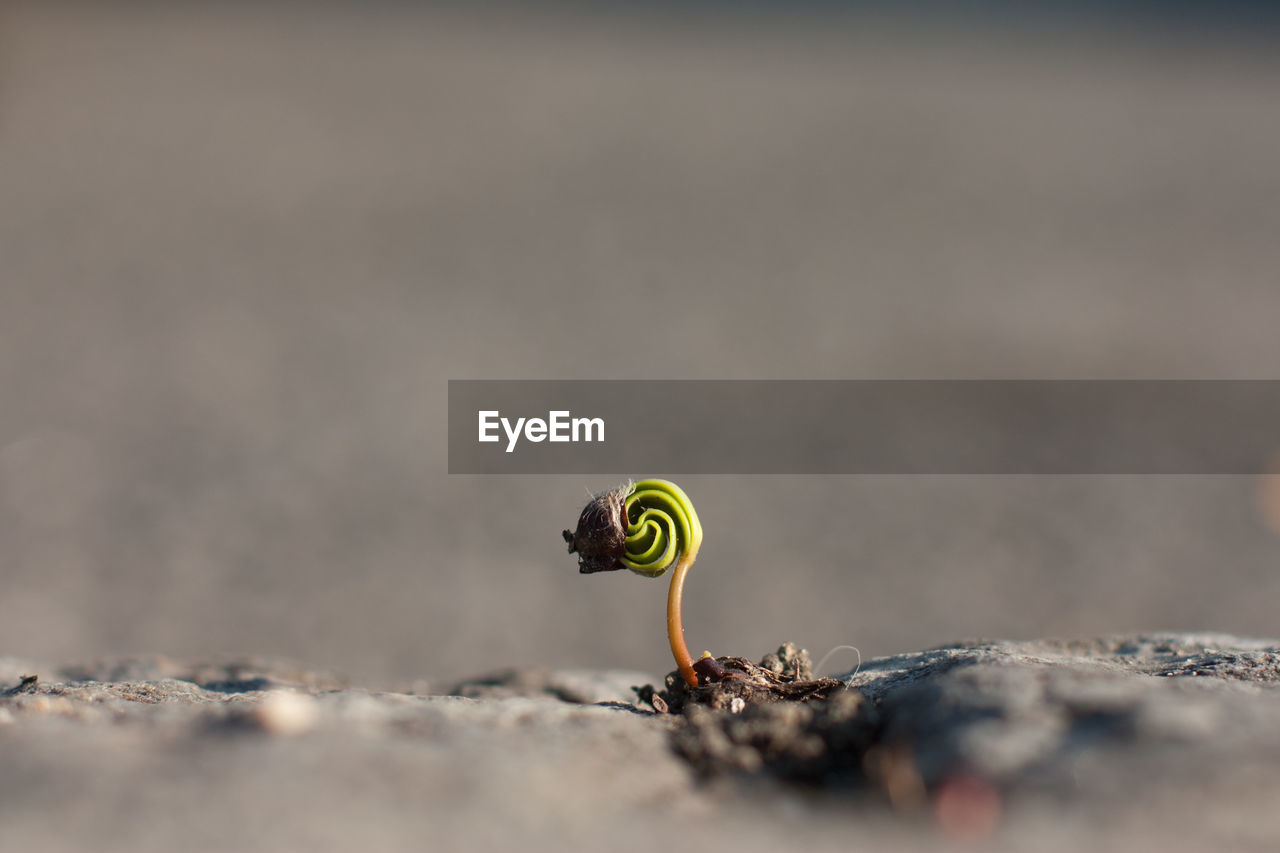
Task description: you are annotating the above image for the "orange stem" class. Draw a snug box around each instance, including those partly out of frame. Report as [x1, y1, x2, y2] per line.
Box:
[666, 551, 699, 687]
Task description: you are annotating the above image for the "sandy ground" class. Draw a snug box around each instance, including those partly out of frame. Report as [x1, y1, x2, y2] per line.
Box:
[5, 635, 1280, 852]
[3, 2, 1280, 689]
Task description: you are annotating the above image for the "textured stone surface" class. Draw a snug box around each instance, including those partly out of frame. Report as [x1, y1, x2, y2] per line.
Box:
[846, 634, 1280, 832]
[6, 636, 1280, 851]
[0, 658, 695, 852]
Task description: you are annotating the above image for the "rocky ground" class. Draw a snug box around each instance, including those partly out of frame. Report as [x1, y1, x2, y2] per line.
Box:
[4, 634, 1280, 852]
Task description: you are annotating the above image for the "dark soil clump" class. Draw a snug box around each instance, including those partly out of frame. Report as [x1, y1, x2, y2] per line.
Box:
[636, 644, 879, 785]
[674, 688, 877, 784]
[636, 643, 851, 714]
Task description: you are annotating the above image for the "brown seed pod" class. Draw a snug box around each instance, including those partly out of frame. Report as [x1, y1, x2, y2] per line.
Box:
[562, 484, 630, 573]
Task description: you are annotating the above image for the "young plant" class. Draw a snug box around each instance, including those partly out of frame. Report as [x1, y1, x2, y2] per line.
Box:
[563, 479, 704, 688]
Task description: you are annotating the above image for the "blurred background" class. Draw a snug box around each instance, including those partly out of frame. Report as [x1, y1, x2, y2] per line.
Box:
[3, 1, 1280, 686]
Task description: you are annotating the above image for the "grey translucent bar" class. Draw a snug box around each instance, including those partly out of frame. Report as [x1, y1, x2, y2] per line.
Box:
[448, 380, 1280, 474]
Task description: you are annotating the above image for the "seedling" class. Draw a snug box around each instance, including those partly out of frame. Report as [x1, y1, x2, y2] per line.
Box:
[563, 479, 704, 687]
[565, 478, 848, 710]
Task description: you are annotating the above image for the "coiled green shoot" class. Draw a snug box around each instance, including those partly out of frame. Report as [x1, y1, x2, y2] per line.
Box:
[564, 478, 704, 687]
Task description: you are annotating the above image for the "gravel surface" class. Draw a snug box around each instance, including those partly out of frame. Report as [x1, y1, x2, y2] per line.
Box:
[5, 634, 1280, 851]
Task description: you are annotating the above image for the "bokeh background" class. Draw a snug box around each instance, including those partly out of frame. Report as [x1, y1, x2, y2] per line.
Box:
[3, 1, 1280, 686]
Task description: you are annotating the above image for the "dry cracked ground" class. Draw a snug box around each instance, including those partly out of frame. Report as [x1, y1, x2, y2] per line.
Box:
[4, 633, 1280, 852]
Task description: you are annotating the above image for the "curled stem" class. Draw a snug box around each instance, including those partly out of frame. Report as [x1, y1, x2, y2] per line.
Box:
[564, 478, 704, 688]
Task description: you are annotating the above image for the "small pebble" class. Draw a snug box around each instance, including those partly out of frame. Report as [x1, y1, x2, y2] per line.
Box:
[251, 692, 318, 736]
